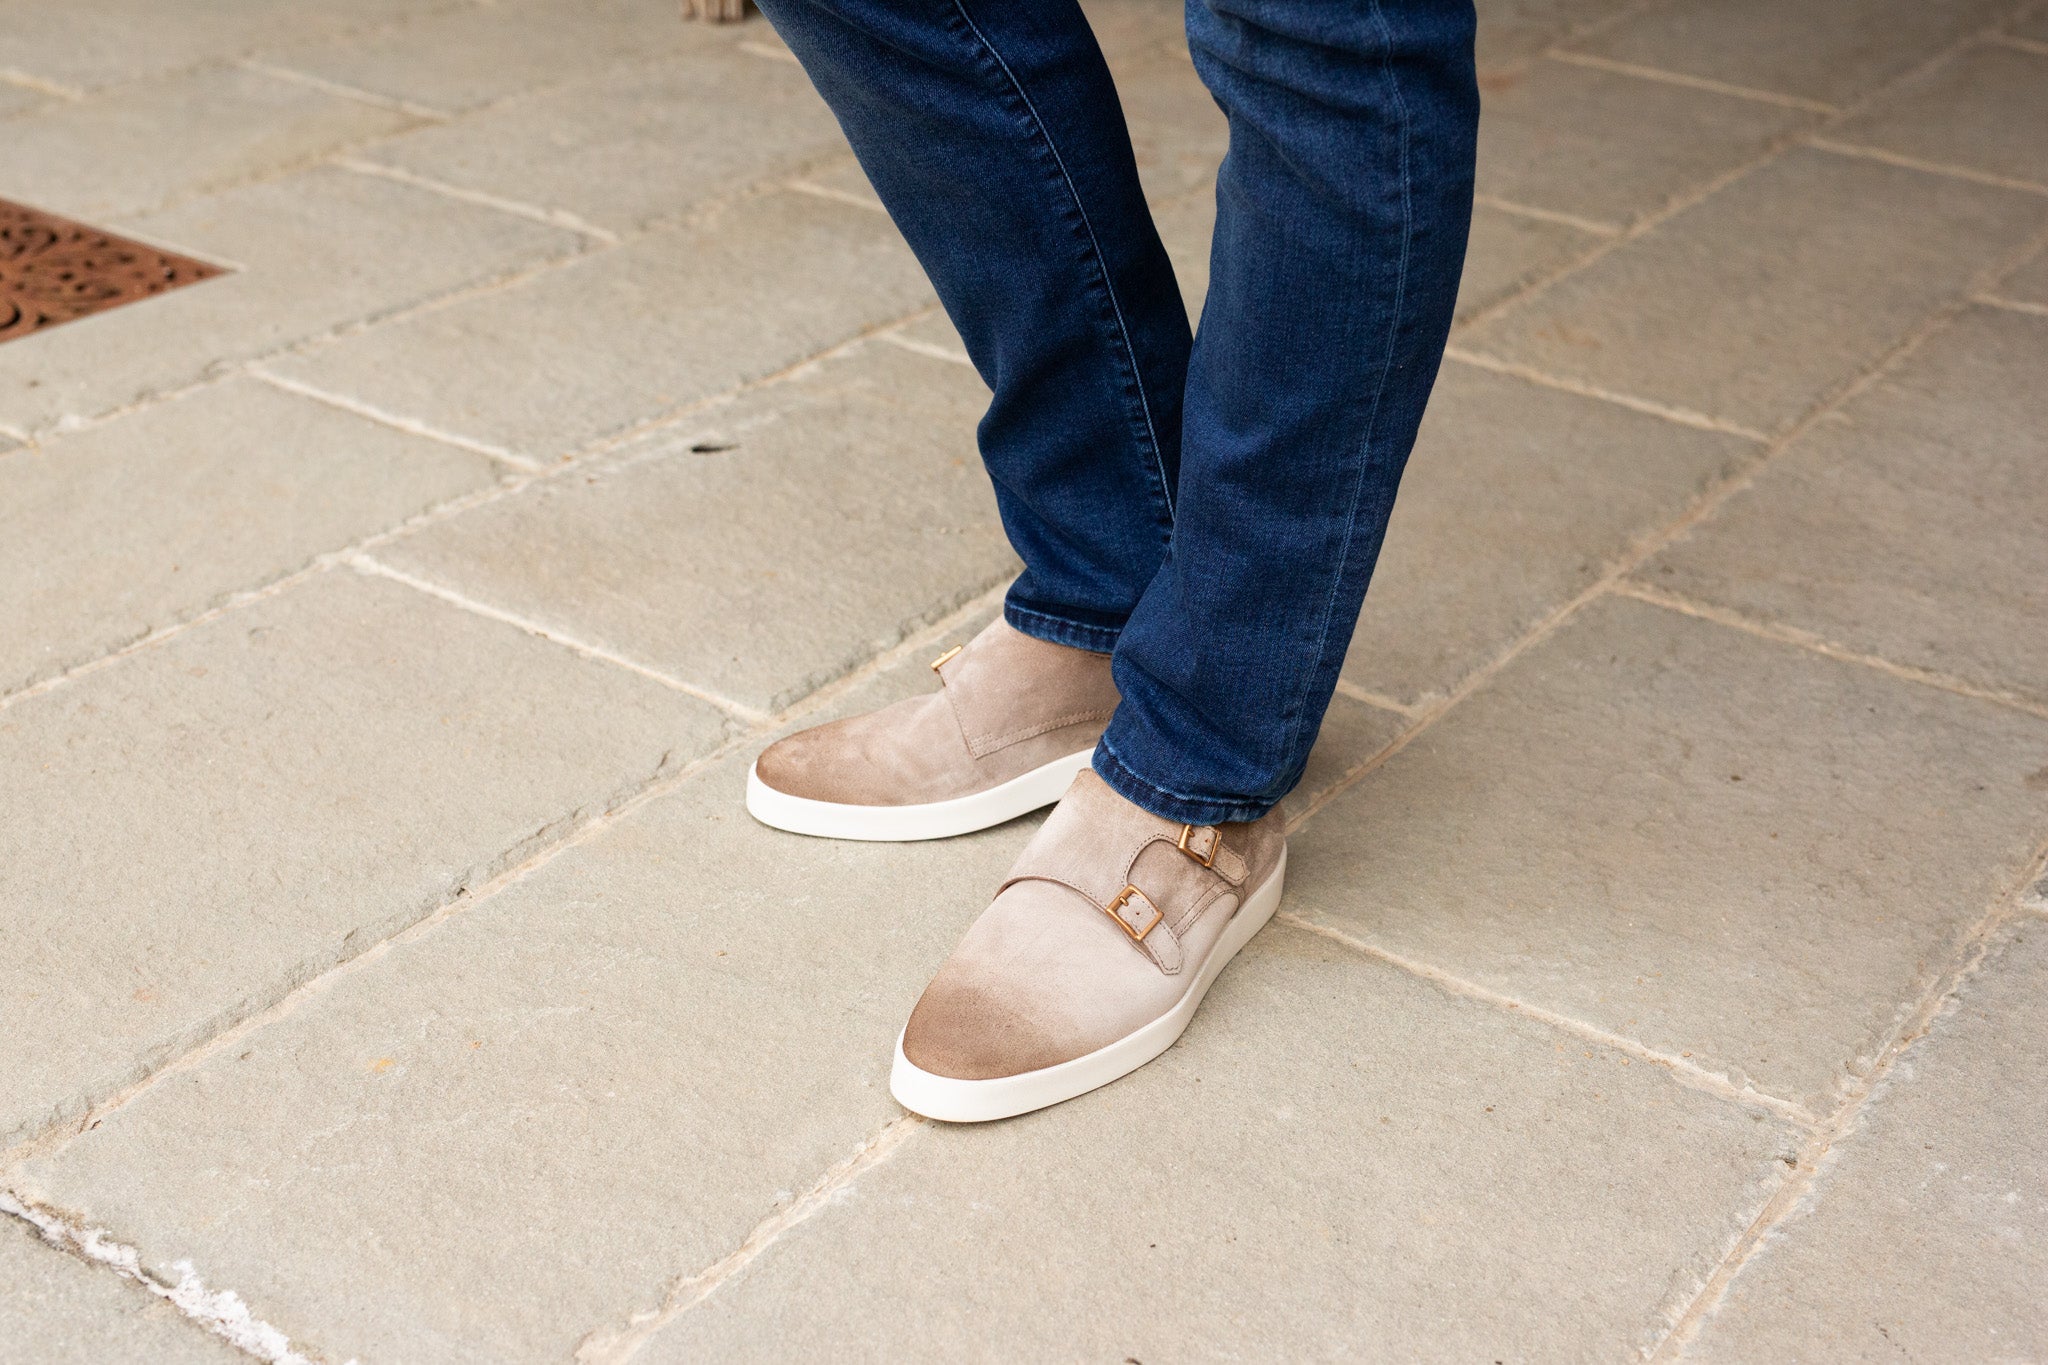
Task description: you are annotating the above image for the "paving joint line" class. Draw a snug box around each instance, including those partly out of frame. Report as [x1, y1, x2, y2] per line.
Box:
[1330, 677, 1418, 717]
[12, 137, 865, 442]
[332, 155, 622, 242]
[0, 576, 1010, 1173]
[0, 560, 330, 718]
[1443, 347, 1771, 440]
[90, 75, 444, 226]
[238, 58, 452, 122]
[877, 329, 974, 367]
[0, 464, 530, 718]
[11, 219, 599, 444]
[1540, 49, 1839, 114]
[1451, 135, 1802, 335]
[1275, 912, 1819, 1127]
[737, 38, 803, 66]
[349, 554, 772, 724]
[1458, 15, 2020, 337]
[0, 0, 490, 111]
[0, 1191, 316, 1364]
[248, 367, 544, 469]
[0, 67, 86, 100]
[1805, 136, 2048, 198]
[1470, 192, 1621, 237]
[1281, 213, 2048, 1124]
[1614, 581, 2048, 723]
[573, 1116, 927, 1363]
[0, 293, 942, 716]
[784, 177, 888, 216]
[1459, 0, 1663, 85]
[298, 160, 869, 345]
[1648, 826, 2048, 1361]
[1974, 293, 2048, 317]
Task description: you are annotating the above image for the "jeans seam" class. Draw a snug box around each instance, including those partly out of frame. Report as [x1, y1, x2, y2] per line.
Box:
[945, 0, 1177, 524]
[1268, 0, 1414, 801]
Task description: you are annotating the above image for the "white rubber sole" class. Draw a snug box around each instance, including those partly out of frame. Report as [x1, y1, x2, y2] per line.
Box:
[744, 746, 1095, 842]
[890, 850, 1288, 1122]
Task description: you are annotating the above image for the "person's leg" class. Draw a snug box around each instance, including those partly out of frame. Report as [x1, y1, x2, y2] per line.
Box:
[888, 0, 1476, 1120]
[1094, 0, 1479, 824]
[750, 0, 1190, 650]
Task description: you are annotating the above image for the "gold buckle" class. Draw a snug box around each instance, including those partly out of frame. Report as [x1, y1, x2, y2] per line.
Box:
[1104, 884, 1164, 942]
[929, 644, 964, 673]
[1177, 824, 1219, 868]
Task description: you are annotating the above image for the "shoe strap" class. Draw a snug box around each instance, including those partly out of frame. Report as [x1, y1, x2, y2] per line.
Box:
[996, 798, 1245, 974]
[933, 635, 1115, 759]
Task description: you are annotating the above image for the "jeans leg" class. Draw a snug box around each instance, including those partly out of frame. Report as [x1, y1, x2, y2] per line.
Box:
[752, 0, 1193, 652]
[1095, 0, 1479, 824]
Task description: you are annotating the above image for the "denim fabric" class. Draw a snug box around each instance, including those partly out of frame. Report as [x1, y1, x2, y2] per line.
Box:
[754, 0, 1478, 823]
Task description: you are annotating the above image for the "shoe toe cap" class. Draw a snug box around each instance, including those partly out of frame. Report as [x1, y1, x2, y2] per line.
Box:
[900, 970, 1085, 1082]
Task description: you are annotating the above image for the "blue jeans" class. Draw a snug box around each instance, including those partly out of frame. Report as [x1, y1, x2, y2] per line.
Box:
[754, 0, 1478, 823]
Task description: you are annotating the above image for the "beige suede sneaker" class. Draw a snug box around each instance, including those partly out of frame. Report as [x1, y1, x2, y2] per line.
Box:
[745, 619, 1118, 841]
[891, 769, 1287, 1121]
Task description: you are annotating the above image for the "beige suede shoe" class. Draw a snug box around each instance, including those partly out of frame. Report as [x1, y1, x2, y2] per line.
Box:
[745, 619, 1118, 840]
[891, 770, 1286, 1121]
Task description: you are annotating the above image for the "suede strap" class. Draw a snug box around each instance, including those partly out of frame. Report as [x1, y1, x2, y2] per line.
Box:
[997, 793, 1245, 974]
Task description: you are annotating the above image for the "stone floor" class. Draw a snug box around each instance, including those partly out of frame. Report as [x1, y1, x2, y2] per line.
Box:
[3, 0, 2046, 1359]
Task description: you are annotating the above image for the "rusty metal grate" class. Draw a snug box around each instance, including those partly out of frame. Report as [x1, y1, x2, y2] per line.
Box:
[0, 198, 226, 344]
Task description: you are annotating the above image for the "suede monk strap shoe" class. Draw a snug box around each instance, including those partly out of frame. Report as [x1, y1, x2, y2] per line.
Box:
[745, 619, 1118, 841]
[891, 770, 1287, 1121]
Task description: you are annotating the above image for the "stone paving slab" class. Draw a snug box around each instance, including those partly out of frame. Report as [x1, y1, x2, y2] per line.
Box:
[1565, 0, 2014, 107]
[0, 81, 50, 118]
[1454, 203, 1604, 321]
[268, 189, 934, 462]
[1109, 46, 1229, 207]
[788, 155, 884, 213]
[1300, 594, 2048, 1116]
[1642, 306, 2048, 708]
[0, 377, 502, 695]
[1150, 184, 1216, 320]
[6, 665, 1033, 1365]
[1477, 58, 1814, 229]
[1830, 42, 2048, 188]
[0, 165, 581, 435]
[0, 0, 457, 92]
[0, 570, 728, 1149]
[260, 0, 725, 115]
[1, 626, 1399, 1364]
[375, 340, 1014, 713]
[356, 44, 846, 234]
[1471, 0, 1641, 69]
[1287, 695, 1407, 819]
[1075, 0, 1190, 61]
[2000, 248, 2048, 306]
[1, 64, 420, 223]
[637, 923, 1800, 1363]
[879, 313, 972, 365]
[5, 1, 2047, 1357]
[0, 1219, 241, 1365]
[1463, 148, 2048, 435]
[1690, 917, 2048, 1362]
[1340, 362, 1753, 706]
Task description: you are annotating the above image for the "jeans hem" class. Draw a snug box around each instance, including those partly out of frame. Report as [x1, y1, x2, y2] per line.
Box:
[1092, 739, 1279, 826]
[1003, 601, 1122, 654]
